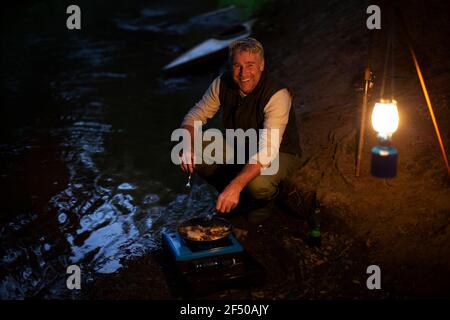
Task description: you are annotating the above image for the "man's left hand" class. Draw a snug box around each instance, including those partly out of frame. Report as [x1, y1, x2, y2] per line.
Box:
[216, 182, 243, 214]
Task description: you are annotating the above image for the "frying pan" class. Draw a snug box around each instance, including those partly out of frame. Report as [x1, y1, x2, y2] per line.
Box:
[178, 216, 232, 243]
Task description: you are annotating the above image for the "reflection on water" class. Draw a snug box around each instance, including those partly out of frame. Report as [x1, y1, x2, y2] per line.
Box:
[0, 0, 233, 299]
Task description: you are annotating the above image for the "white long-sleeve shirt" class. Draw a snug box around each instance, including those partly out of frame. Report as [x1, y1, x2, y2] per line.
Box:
[181, 76, 292, 166]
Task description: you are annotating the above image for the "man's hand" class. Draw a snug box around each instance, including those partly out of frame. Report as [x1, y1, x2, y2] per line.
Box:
[215, 162, 262, 214]
[180, 124, 196, 173]
[180, 150, 195, 173]
[216, 182, 243, 214]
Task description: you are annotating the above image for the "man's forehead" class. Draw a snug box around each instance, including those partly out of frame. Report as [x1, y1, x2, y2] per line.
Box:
[232, 50, 262, 64]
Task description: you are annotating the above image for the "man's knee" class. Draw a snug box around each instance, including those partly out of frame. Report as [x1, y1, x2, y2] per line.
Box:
[245, 176, 278, 200]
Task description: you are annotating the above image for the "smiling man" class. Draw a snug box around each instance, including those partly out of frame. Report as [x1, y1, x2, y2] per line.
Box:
[179, 38, 301, 222]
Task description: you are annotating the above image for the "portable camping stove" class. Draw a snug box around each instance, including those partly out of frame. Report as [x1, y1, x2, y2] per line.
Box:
[162, 231, 265, 296]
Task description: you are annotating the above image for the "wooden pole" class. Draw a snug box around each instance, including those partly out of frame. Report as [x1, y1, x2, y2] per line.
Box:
[408, 45, 450, 175]
[396, 7, 450, 176]
[356, 67, 372, 177]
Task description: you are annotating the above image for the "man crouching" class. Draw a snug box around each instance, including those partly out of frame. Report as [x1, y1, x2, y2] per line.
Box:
[179, 37, 301, 221]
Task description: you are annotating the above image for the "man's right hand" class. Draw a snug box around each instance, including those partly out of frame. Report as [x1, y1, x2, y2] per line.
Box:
[180, 124, 196, 174]
[180, 150, 195, 173]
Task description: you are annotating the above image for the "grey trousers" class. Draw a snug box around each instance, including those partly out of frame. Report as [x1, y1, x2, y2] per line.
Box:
[195, 151, 301, 201]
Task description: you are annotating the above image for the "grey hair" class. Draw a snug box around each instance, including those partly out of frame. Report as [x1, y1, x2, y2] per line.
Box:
[228, 37, 264, 62]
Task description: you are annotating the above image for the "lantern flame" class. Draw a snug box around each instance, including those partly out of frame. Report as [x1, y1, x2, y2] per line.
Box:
[372, 99, 399, 139]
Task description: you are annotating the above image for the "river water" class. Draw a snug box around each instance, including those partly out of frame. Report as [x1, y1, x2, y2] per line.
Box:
[0, 0, 247, 299]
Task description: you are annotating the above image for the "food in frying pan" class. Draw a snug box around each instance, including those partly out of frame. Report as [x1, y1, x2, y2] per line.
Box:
[179, 224, 231, 241]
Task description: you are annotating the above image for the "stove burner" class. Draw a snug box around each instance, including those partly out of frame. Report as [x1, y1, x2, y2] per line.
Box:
[162, 231, 244, 261]
[162, 230, 266, 297]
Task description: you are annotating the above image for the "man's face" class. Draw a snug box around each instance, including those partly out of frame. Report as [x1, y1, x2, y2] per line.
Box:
[231, 50, 264, 94]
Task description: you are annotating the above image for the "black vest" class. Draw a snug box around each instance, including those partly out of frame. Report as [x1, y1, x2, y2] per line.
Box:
[219, 71, 301, 157]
